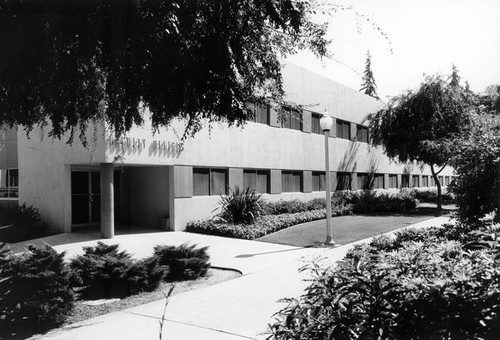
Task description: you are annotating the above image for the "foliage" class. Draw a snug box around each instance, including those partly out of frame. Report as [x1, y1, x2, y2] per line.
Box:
[0, 245, 74, 336]
[366, 74, 474, 208]
[0, 203, 49, 243]
[269, 228, 500, 340]
[187, 207, 352, 240]
[0, 0, 333, 142]
[449, 114, 500, 224]
[216, 186, 264, 224]
[359, 49, 379, 99]
[263, 197, 346, 215]
[407, 187, 455, 203]
[69, 242, 166, 299]
[332, 190, 417, 213]
[153, 243, 210, 280]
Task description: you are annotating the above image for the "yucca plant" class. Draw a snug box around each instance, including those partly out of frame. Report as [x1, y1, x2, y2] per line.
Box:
[216, 186, 264, 224]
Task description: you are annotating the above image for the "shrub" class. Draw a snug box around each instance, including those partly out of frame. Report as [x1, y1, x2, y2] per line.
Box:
[333, 190, 417, 214]
[0, 245, 74, 336]
[153, 243, 210, 280]
[270, 238, 500, 340]
[0, 204, 49, 243]
[187, 206, 352, 239]
[70, 242, 166, 299]
[263, 199, 310, 215]
[408, 187, 455, 203]
[216, 186, 264, 224]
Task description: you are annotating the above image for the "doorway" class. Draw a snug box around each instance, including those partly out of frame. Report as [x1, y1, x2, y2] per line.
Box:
[71, 171, 101, 226]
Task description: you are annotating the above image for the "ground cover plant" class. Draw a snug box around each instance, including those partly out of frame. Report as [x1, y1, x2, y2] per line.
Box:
[216, 186, 264, 224]
[269, 222, 500, 340]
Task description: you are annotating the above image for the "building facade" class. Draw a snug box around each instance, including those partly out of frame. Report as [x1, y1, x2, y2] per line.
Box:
[0, 63, 454, 237]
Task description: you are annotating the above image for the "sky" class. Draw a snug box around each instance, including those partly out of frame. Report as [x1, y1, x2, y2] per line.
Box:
[286, 0, 500, 100]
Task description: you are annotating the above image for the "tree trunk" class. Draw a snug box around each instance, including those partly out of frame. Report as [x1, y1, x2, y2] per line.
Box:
[431, 165, 442, 211]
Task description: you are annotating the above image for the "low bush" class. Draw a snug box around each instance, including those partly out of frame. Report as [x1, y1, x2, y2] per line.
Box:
[0, 204, 49, 243]
[153, 243, 210, 280]
[270, 236, 500, 340]
[216, 186, 264, 224]
[407, 187, 455, 203]
[0, 245, 74, 336]
[333, 190, 417, 213]
[70, 242, 166, 299]
[187, 206, 352, 239]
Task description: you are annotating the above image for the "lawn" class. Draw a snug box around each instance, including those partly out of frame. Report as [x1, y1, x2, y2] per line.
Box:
[257, 207, 453, 247]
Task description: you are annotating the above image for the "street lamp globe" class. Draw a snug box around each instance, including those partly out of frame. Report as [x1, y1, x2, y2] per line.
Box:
[320, 109, 334, 131]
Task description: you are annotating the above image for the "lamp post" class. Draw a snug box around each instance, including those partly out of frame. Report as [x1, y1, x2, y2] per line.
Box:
[320, 110, 335, 245]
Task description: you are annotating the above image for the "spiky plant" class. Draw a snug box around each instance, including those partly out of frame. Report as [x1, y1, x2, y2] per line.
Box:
[216, 186, 264, 224]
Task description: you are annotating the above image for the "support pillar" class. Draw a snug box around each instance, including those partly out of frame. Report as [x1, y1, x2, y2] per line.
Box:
[101, 163, 114, 239]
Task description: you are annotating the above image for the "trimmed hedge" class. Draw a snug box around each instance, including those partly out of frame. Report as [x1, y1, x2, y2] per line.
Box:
[333, 190, 417, 213]
[187, 207, 352, 239]
[407, 187, 455, 203]
[269, 222, 500, 340]
[0, 245, 74, 336]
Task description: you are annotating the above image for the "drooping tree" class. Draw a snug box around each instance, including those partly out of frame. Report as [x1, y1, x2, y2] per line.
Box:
[0, 0, 334, 143]
[366, 75, 474, 209]
[359, 49, 379, 99]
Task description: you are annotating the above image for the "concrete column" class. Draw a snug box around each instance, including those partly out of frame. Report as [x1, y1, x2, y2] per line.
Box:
[100, 163, 114, 239]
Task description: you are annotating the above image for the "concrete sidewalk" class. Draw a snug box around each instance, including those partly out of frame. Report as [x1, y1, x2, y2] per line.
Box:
[27, 216, 451, 340]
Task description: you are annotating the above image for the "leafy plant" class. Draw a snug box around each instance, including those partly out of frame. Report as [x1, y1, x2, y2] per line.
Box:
[270, 236, 500, 340]
[216, 186, 264, 224]
[0, 203, 49, 243]
[0, 245, 74, 336]
[154, 243, 210, 280]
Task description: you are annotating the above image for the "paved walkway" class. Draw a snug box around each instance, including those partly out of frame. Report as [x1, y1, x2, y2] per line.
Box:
[23, 216, 452, 340]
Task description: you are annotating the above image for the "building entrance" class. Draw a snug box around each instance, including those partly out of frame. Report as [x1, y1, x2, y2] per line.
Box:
[71, 171, 101, 226]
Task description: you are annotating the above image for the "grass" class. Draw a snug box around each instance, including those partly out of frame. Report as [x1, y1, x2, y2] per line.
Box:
[65, 268, 240, 325]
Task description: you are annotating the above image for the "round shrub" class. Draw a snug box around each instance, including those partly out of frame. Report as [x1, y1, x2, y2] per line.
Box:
[0, 245, 74, 337]
[153, 243, 210, 280]
[0, 204, 49, 243]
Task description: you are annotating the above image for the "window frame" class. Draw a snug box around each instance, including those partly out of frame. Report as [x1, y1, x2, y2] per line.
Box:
[336, 119, 351, 140]
[311, 113, 321, 134]
[356, 125, 369, 143]
[312, 171, 326, 191]
[281, 170, 303, 193]
[0, 168, 19, 199]
[193, 167, 228, 196]
[243, 169, 270, 194]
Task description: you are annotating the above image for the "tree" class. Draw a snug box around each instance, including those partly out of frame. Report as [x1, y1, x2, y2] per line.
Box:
[0, 0, 332, 143]
[450, 64, 461, 87]
[366, 75, 473, 209]
[449, 114, 500, 224]
[360, 49, 379, 99]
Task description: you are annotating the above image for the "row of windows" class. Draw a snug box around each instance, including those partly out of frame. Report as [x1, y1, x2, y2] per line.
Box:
[0, 168, 19, 198]
[192, 168, 454, 197]
[246, 102, 370, 143]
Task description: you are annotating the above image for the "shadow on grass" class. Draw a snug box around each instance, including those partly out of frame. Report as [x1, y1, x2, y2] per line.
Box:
[353, 206, 456, 218]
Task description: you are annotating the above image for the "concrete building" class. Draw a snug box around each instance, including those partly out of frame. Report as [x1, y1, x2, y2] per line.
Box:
[0, 63, 454, 238]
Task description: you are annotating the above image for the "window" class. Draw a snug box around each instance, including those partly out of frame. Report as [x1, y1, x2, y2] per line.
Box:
[412, 176, 420, 188]
[0, 168, 18, 198]
[312, 171, 326, 191]
[357, 173, 371, 190]
[254, 103, 269, 125]
[445, 176, 450, 186]
[311, 113, 321, 134]
[356, 125, 369, 143]
[373, 174, 384, 189]
[422, 175, 429, 187]
[336, 172, 351, 190]
[430, 176, 435, 187]
[193, 168, 227, 196]
[243, 169, 269, 193]
[336, 120, 351, 139]
[401, 175, 410, 188]
[438, 176, 444, 185]
[282, 171, 303, 192]
[388, 175, 398, 188]
[281, 107, 302, 131]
